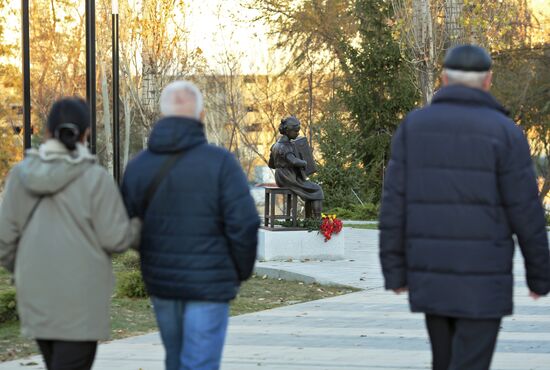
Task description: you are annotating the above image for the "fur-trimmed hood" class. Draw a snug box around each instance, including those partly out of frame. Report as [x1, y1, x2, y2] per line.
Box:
[18, 139, 96, 195]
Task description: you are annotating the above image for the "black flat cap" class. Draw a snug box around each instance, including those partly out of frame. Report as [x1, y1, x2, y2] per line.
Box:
[443, 44, 492, 72]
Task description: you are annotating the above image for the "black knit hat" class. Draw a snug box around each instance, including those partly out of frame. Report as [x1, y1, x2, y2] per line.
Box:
[443, 45, 492, 72]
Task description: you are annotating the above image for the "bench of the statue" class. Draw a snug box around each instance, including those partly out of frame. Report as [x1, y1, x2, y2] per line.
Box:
[263, 187, 298, 229]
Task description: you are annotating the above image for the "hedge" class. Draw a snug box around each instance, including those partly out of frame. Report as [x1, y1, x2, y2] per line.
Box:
[325, 203, 379, 221]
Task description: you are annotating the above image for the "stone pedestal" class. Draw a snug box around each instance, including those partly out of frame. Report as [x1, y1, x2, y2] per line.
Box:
[257, 228, 345, 261]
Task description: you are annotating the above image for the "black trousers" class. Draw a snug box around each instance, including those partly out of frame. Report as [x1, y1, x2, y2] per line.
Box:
[36, 340, 97, 370]
[425, 314, 501, 370]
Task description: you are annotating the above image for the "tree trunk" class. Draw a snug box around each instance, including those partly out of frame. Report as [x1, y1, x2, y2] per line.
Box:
[100, 63, 113, 173]
[413, 0, 436, 105]
[141, 57, 158, 120]
[539, 174, 550, 203]
[308, 67, 314, 148]
[445, 0, 464, 47]
[123, 96, 131, 169]
[142, 125, 149, 150]
[537, 153, 550, 203]
[140, 2, 159, 128]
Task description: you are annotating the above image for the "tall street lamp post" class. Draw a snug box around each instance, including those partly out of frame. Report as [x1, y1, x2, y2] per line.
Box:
[86, 0, 97, 153]
[21, 0, 31, 150]
[112, 0, 120, 182]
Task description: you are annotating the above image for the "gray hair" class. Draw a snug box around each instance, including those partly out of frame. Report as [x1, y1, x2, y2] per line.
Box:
[159, 80, 204, 119]
[443, 68, 489, 89]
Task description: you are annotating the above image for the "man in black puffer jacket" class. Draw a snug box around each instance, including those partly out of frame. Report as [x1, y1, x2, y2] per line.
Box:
[380, 45, 550, 370]
[122, 81, 259, 370]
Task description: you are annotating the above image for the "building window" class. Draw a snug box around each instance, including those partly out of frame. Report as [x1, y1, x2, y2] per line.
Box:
[246, 123, 262, 132]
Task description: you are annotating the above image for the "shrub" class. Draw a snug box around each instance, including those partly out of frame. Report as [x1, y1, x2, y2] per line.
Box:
[325, 203, 379, 221]
[350, 203, 379, 220]
[115, 251, 141, 269]
[324, 207, 355, 220]
[0, 288, 17, 323]
[276, 218, 322, 231]
[116, 271, 148, 298]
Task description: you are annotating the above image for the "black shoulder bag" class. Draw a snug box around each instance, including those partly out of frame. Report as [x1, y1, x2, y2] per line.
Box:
[141, 151, 186, 217]
[22, 198, 43, 232]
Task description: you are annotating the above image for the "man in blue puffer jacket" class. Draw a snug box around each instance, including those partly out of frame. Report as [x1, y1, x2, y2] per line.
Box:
[122, 81, 259, 370]
[379, 45, 550, 370]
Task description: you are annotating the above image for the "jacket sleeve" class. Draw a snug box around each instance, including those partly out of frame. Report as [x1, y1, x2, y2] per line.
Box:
[0, 169, 21, 273]
[91, 169, 141, 253]
[379, 123, 407, 290]
[121, 165, 139, 219]
[499, 126, 550, 295]
[220, 153, 260, 281]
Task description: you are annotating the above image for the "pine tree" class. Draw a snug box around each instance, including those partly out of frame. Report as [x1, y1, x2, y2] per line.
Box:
[320, 0, 418, 204]
[314, 104, 367, 208]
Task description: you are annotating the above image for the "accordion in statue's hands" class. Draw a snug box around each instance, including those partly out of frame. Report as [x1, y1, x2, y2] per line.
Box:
[292, 137, 317, 176]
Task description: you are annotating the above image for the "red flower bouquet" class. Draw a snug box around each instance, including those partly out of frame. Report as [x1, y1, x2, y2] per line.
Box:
[320, 214, 343, 242]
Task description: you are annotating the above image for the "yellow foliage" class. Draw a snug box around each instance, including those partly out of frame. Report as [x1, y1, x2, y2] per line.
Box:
[0, 126, 22, 187]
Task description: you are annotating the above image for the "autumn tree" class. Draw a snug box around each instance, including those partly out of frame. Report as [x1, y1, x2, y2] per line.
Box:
[0, 0, 23, 184]
[391, 0, 535, 105]
[391, 0, 446, 104]
[0, 0, 91, 182]
[468, 1, 549, 199]
[493, 46, 550, 200]
[28, 0, 86, 128]
[247, 0, 356, 67]
[246, 0, 352, 147]
[119, 0, 205, 149]
[249, 0, 417, 203]
[198, 4, 342, 181]
[84, 0, 207, 171]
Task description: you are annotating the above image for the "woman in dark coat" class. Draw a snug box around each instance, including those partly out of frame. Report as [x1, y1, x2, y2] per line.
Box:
[269, 116, 323, 217]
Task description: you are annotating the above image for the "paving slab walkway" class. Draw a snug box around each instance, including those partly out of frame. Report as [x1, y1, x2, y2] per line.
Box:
[1, 228, 549, 370]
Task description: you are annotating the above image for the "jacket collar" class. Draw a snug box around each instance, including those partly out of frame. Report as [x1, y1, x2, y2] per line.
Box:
[431, 85, 509, 116]
[19, 139, 95, 195]
[148, 116, 207, 153]
[26, 139, 96, 164]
